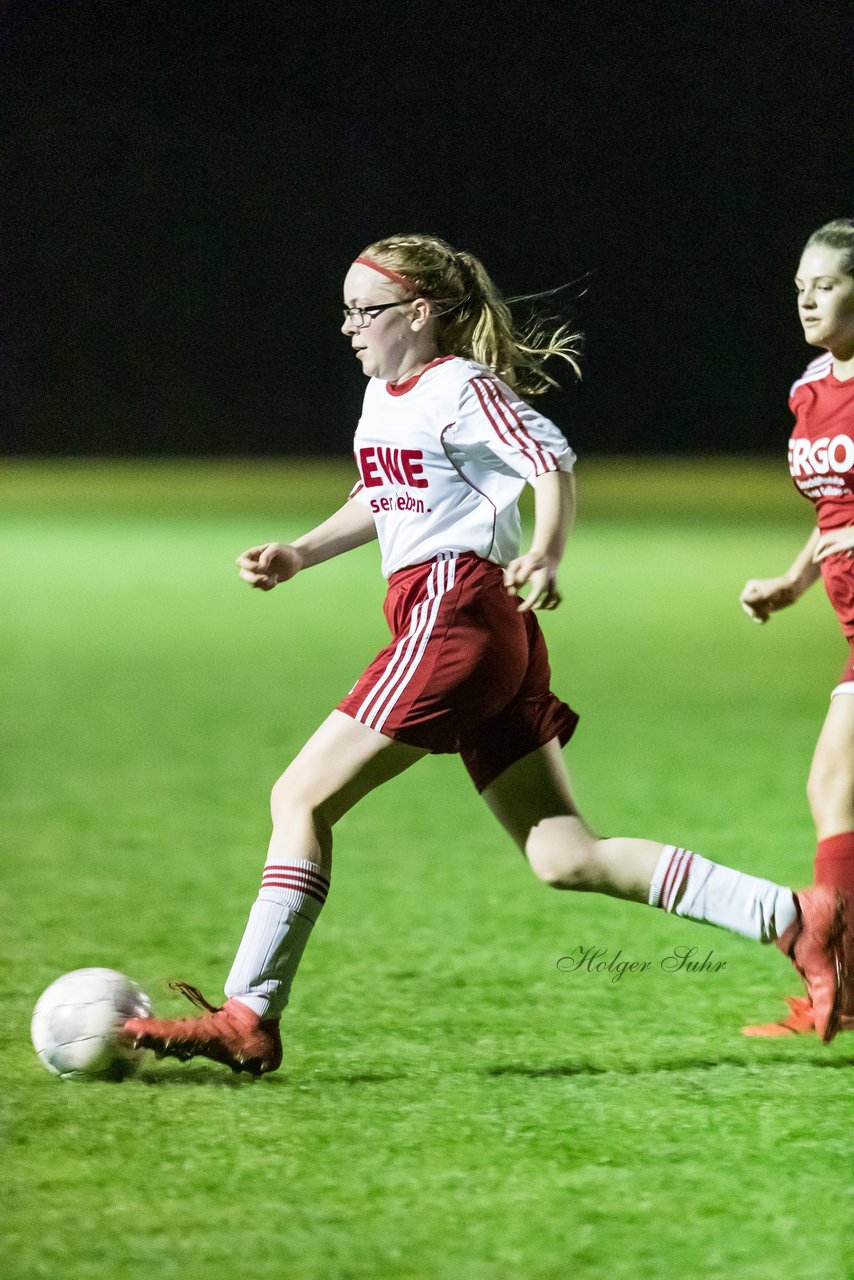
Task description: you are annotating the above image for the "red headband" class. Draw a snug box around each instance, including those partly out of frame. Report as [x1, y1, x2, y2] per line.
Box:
[353, 256, 420, 293]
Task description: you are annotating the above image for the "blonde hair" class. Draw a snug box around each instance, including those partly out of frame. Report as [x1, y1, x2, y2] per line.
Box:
[359, 233, 582, 396]
[803, 218, 854, 277]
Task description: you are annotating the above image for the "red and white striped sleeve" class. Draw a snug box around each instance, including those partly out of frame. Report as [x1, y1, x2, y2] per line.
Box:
[454, 374, 576, 481]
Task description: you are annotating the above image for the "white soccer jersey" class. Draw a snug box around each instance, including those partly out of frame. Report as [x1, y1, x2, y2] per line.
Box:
[350, 355, 576, 577]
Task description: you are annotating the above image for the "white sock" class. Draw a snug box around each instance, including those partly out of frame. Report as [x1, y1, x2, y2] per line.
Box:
[648, 845, 798, 943]
[224, 858, 330, 1019]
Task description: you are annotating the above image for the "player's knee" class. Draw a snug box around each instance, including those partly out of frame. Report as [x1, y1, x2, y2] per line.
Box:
[526, 825, 595, 889]
[270, 765, 322, 826]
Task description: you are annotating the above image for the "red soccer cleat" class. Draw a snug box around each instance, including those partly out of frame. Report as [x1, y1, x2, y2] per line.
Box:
[743, 994, 854, 1037]
[124, 982, 282, 1075]
[773, 887, 846, 1043]
[742, 994, 818, 1037]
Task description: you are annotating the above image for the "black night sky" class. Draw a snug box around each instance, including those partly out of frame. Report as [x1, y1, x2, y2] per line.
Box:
[5, 0, 853, 457]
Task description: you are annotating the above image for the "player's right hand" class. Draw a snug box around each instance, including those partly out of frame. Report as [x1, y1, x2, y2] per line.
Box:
[504, 553, 562, 612]
[738, 575, 798, 623]
[236, 543, 303, 591]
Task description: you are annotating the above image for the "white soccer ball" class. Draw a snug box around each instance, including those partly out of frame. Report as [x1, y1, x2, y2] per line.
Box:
[31, 967, 152, 1080]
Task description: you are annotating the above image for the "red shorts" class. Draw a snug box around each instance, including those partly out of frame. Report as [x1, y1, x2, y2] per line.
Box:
[821, 554, 854, 640]
[820, 556, 854, 686]
[336, 552, 579, 791]
[837, 638, 854, 687]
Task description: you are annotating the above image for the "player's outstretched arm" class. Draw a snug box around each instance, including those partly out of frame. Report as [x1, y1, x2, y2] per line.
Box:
[504, 470, 575, 613]
[739, 526, 822, 623]
[237, 499, 377, 591]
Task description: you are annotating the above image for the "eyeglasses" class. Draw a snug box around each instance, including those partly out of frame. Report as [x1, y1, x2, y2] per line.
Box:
[341, 300, 411, 329]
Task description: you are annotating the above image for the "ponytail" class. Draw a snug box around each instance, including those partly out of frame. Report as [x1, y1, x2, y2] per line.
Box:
[358, 234, 582, 396]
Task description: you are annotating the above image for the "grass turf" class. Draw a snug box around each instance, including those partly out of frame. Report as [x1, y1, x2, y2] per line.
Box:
[2, 458, 853, 1280]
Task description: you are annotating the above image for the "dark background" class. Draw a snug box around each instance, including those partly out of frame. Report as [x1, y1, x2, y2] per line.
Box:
[5, 0, 853, 457]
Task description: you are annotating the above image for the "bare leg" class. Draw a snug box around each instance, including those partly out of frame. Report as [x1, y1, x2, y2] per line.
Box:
[480, 738, 849, 1039]
[744, 692, 854, 1032]
[807, 692, 854, 838]
[125, 713, 429, 1067]
[267, 709, 427, 876]
[805, 691, 854, 1019]
[223, 710, 426, 1017]
[482, 738, 662, 902]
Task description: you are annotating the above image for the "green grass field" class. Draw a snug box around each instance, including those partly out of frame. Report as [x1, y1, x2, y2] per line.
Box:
[2, 458, 853, 1280]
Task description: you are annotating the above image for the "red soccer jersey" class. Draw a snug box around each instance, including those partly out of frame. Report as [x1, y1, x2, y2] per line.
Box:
[788, 352, 854, 531]
[788, 353, 854, 636]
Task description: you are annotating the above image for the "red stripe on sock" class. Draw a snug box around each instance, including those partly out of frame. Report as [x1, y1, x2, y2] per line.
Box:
[261, 866, 330, 906]
[262, 865, 329, 890]
[261, 878, 328, 907]
[659, 847, 683, 911]
[661, 848, 693, 912]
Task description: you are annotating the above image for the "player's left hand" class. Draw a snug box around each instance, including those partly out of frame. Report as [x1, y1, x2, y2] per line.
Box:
[504, 554, 562, 612]
[813, 526, 854, 562]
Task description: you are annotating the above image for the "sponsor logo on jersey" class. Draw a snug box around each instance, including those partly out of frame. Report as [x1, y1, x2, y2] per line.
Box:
[369, 493, 427, 514]
[356, 446, 429, 489]
[788, 434, 854, 478]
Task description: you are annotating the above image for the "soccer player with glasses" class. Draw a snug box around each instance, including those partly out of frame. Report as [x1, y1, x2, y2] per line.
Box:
[126, 233, 848, 1073]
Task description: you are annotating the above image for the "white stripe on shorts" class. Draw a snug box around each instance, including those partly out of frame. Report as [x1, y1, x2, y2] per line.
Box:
[354, 553, 457, 733]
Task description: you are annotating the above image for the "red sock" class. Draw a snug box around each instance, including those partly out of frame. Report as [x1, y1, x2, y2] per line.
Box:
[814, 832, 854, 1011]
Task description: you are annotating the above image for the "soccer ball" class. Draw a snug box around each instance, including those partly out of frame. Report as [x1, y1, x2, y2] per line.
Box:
[31, 967, 152, 1080]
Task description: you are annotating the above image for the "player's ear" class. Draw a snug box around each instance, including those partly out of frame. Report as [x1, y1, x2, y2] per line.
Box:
[409, 297, 434, 331]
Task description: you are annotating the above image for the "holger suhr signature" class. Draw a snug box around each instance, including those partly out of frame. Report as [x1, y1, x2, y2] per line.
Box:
[557, 945, 727, 984]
